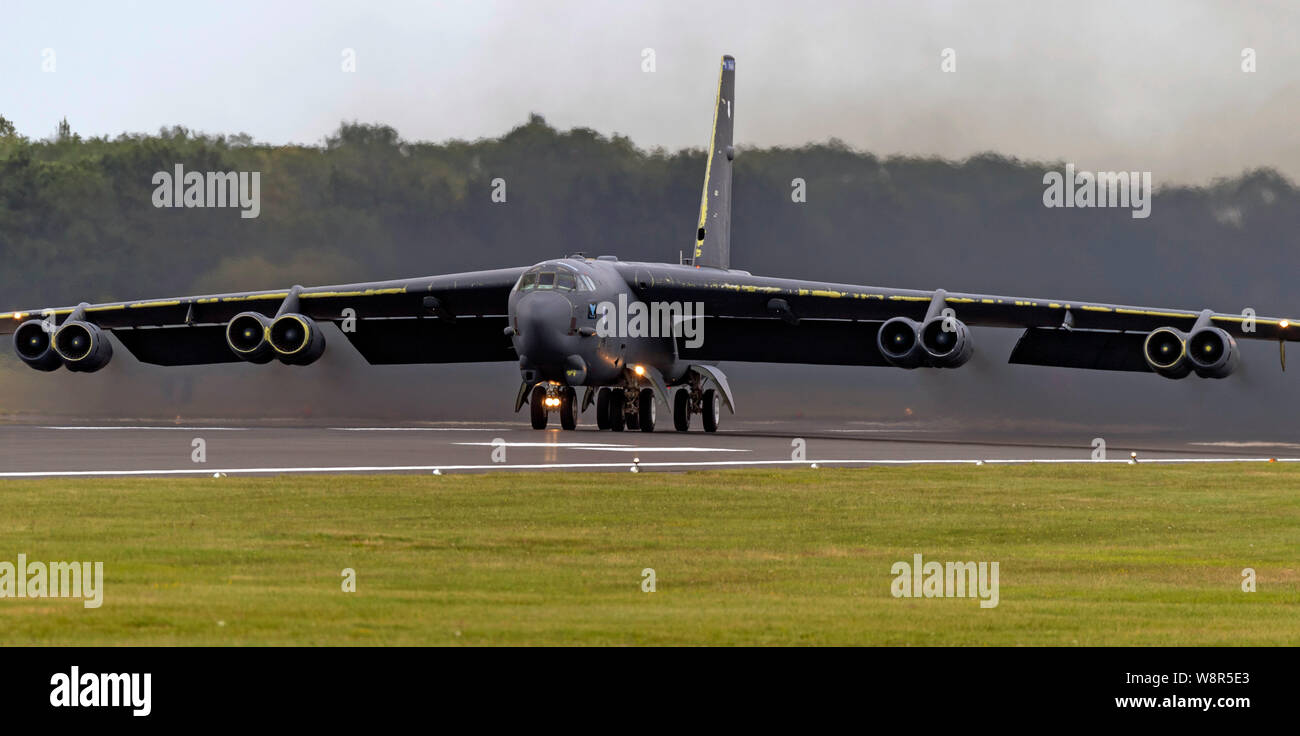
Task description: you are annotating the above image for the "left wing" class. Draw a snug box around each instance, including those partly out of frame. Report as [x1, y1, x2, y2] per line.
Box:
[1, 267, 525, 366]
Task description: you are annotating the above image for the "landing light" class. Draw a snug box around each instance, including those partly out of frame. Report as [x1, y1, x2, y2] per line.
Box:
[633, 365, 646, 376]
[543, 397, 561, 408]
[1280, 320, 1290, 329]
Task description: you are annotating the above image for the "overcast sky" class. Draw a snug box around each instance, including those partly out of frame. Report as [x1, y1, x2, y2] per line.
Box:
[1, 0, 1296, 183]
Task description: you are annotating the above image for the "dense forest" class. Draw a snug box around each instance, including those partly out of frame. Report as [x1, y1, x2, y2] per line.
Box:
[2, 114, 1298, 437]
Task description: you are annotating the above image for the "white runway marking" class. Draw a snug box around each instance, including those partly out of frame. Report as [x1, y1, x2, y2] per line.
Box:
[332, 427, 497, 432]
[41, 426, 251, 431]
[452, 441, 748, 452]
[453, 441, 633, 448]
[0, 457, 1295, 478]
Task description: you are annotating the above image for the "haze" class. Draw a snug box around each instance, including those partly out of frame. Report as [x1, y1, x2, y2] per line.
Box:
[1, 0, 1296, 184]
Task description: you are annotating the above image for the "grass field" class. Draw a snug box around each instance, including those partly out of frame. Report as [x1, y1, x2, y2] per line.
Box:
[0, 465, 1297, 645]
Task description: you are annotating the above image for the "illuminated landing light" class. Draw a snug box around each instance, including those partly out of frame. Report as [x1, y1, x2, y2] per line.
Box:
[543, 397, 561, 408]
[1280, 320, 1290, 329]
[12, 312, 25, 320]
[633, 365, 646, 376]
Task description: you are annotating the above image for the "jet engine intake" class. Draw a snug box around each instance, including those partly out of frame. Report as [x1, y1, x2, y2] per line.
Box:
[920, 315, 973, 368]
[1186, 326, 1239, 379]
[1143, 327, 1192, 378]
[877, 317, 925, 368]
[52, 320, 113, 373]
[226, 312, 275, 363]
[13, 319, 62, 371]
[269, 313, 326, 365]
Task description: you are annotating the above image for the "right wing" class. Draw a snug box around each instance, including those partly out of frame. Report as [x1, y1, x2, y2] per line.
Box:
[620, 263, 1298, 372]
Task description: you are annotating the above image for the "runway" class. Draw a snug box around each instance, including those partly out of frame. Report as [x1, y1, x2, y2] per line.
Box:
[1, 419, 1296, 477]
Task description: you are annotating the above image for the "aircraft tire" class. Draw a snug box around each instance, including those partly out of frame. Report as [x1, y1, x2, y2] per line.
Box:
[559, 386, 576, 430]
[673, 389, 690, 432]
[639, 389, 656, 432]
[609, 389, 626, 432]
[702, 389, 720, 433]
[596, 388, 611, 430]
[530, 385, 548, 430]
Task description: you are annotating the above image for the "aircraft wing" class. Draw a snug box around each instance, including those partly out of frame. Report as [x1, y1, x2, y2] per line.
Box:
[622, 265, 1298, 371]
[0, 267, 526, 366]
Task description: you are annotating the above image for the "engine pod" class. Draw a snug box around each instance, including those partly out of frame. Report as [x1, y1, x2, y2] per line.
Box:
[269, 313, 326, 366]
[13, 319, 63, 372]
[877, 317, 924, 368]
[1143, 327, 1192, 379]
[226, 312, 276, 363]
[52, 320, 113, 373]
[1187, 326, 1239, 379]
[920, 315, 973, 368]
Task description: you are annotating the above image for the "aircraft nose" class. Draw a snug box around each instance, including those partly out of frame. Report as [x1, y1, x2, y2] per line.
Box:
[516, 291, 574, 365]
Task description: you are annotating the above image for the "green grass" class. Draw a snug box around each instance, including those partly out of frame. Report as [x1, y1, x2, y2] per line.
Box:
[1, 465, 1297, 645]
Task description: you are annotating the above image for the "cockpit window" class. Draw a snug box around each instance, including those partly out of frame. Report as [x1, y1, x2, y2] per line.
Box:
[519, 265, 592, 292]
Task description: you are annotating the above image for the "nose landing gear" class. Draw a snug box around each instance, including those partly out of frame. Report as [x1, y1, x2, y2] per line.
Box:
[529, 383, 576, 430]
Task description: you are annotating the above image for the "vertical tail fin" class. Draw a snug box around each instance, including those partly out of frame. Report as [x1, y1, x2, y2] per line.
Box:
[692, 55, 735, 270]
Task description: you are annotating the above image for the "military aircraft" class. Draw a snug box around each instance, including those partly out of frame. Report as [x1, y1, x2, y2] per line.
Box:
[3, 55, 1297, 432]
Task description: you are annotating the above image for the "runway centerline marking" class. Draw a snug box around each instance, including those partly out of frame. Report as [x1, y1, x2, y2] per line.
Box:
[332, 427, 498, 432]
[40, 426, 251, 431]
[452, 441, 749, 452]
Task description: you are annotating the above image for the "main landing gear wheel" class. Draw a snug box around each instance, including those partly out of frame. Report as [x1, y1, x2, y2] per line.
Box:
[559, 386, 576, 430]
[626, 403, 640, 431]
[596, 388, 611, 430]
[608, 388, 626, 432]
[530, 384, 548, 430]
[673, 388, 690, 432]
[702, 388, 720, 433]
[639, 388, 656, 432]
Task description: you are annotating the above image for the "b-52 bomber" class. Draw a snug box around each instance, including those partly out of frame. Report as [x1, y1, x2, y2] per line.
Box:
[4, 56, 1296, 432]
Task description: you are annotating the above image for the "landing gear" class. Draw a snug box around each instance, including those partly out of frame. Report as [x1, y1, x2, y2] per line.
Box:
[702, 389, 720, 433]
[595, 387, 611, 430]
[528, 383, 577, 430]
[673, 388, 690, 431]
[639, 388, 656, 432]
[559, 386, 576, 430]
[608, 388, 626, 431]
[530, 384, 548, 430]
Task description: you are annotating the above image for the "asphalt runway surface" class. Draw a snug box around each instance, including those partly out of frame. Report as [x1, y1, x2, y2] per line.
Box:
[2, 418, 1298, 477]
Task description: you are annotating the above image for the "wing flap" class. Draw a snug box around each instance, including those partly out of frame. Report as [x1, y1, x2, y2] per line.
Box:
[677, 317, 890, 366]
[1008, 328, 1152, 372]
[340, 316, 516, 364]
[111, 325, 244, 366]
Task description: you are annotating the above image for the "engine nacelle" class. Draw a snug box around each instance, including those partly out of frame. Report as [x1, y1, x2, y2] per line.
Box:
[52, 320, 113, 373]
[920, 315, 973, 368]
[1143, 327, 1192, 379]
[13, 319, 63, 371]
[268, 313, 326, 366]
[226, 312, 276, 363]
[877, 317, 925, 368]
[1186, 326, 1239, 379]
